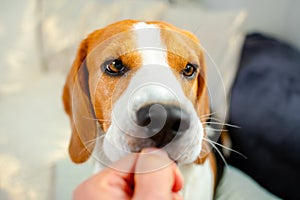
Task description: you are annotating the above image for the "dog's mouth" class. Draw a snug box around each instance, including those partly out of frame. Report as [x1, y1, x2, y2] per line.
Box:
[131, 146, 179, 164]
[103, 97, 203, 165]
[132, 104, 197, 164]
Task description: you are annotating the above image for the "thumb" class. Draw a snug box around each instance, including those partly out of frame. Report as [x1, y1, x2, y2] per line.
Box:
[133, 148, 183, 200]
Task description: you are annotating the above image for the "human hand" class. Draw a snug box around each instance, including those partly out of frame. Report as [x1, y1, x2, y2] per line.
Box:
[73, 148, 184, 200]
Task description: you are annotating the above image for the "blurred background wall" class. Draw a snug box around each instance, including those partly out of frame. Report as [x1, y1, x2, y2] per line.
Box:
[0, 0, 299, 199]
[200, 0, 300, 49]
[1, 0, 300, 95]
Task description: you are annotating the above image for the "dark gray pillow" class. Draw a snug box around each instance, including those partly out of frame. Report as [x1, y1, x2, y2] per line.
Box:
[228, 33, 300, 200]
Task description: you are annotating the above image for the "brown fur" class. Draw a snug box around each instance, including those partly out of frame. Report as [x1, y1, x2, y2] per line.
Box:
[63, 20, 213, 167]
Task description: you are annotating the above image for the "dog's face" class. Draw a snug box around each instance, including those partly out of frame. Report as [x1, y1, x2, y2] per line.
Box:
[63, 20, 210, 165]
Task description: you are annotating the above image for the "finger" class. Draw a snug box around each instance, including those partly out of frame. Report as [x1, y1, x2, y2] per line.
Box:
[133, 148, 183, 200]
[73, 153, 139, 200]
[109, 152, 139, 178]
[73, 171, 132, 200]
[173, 193, 184, 200]
[172, 163, 184, 192]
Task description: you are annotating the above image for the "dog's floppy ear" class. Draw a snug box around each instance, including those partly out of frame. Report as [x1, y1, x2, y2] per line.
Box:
[196, 50, 210, 123]
[62, 39, 97, 163]
[195, 50, 211, 164]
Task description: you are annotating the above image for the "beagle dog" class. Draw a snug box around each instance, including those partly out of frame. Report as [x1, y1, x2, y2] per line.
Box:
[63, 20, 221, 199]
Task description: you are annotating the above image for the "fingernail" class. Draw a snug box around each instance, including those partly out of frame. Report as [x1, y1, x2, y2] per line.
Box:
[141, 148, 168, 156]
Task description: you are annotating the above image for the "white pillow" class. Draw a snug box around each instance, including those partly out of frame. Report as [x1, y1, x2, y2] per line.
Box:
[41, 0, 168, 73]
[0, 0, 42, 96]
[0, 73, 70, 199]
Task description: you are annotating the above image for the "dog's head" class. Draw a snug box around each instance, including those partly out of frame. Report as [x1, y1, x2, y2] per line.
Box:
[63, 20, 210, 165]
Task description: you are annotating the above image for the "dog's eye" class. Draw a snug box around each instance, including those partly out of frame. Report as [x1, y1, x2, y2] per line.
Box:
[104, 59, 126, 75]
[183, 63, 197, 78]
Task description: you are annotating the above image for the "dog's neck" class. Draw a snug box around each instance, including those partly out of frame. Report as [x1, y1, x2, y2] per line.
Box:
[178, 160, 214, 200]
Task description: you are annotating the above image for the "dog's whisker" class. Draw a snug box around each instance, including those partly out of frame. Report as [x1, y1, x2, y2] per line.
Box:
[204, 139, 228, 166]
[206, 127, 228, 132]
[96, 119, 111, 123]
[199, 112, 217, 119]
[206, 117, 226, 123]
[208, 117, 240, 128]
[203, 138, 247, 159]
[197, 109, 238, 129]
[78, 135, 106, 156]
[204, 121, 240, 129]
[200, 116, 214, 122]
[200, 112, 216, 118]
[84, 135, 105, 146]
[82, 116, 111, 122]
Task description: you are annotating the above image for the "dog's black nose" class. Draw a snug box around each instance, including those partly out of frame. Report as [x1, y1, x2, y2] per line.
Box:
[136, 104, 190, 148]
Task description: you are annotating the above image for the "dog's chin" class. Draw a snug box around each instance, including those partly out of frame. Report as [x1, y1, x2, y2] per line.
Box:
[100, 119, 204, 165]
[101, 135, 201, 165]
[101, 136, 129, 163]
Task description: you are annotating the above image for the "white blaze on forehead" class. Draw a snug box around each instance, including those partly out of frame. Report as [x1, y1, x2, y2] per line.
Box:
[130, 22, 189, 109]
[133, 22, 168, 66]
[101, 22, 205, 165]
[106, 21, 197, 138]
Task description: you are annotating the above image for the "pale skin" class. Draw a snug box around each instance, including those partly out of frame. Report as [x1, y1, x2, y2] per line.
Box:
[73, 148, 184, 200]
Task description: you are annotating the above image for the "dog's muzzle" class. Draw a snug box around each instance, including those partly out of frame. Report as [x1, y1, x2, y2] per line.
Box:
[135, 103, 190, 148]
